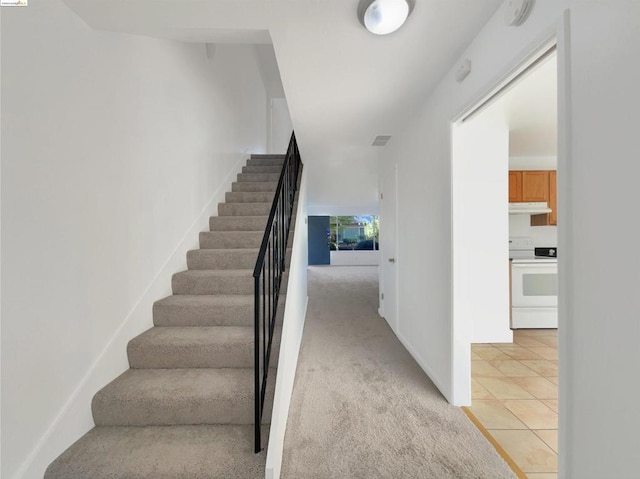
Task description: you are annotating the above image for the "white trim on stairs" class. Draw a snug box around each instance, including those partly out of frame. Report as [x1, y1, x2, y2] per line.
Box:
[265, 168, 309, 479]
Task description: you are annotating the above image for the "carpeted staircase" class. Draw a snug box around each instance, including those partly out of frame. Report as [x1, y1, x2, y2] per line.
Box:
[45, 154, 293, 479]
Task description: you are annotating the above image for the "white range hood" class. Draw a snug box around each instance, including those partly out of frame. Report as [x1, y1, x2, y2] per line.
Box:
[509, 202, 552, 215]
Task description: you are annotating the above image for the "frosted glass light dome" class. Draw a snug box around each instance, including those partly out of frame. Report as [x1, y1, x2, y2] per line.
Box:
[363, 0, 410, 35]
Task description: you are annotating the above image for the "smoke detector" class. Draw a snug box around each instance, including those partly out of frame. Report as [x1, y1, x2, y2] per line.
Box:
[504, 0, 534, 27]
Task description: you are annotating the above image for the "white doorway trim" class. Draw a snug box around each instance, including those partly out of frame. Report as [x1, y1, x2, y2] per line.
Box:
[449, 11, 571, 408]
[379, 163, 399, 333]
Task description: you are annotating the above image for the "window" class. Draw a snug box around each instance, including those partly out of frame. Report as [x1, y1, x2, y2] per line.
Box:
[329, 216, 379, 251]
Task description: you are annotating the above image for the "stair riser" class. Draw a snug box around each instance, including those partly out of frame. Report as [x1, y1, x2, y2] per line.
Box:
[153, 301, 254, 327]
[128, 341, 281, 369]
[225, 191, 275, 203]
[231, 182, 278, 192]
[209, 216, 268, 231]
[199, 231, 263, 249]
[187, 250, 256, 270]
[250, 154, 285, 159]
[153, 298, 285, 327]
[246, 158, 284, 167]
[172, 274, 254, 295]
[188, 249, 291, 270]
[208, 216, 295, 234]
[173, 272, 289, 296]
[93, 396, 254, 426]
[92, 378, 275, 427]
[218, 203, 271, 216]
[237, 173, 280, 183]
[241, 166, 282, 174]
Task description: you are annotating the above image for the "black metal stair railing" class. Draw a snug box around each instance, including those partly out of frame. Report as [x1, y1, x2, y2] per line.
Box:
[253, 132, 302, 453]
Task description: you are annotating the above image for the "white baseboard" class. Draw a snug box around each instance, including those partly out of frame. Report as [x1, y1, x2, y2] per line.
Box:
[15, 157, 245, 479]
[395, 330, 452, 404]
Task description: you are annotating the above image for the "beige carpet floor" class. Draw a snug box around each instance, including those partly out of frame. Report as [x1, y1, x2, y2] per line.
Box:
[281, 266, 517, 479]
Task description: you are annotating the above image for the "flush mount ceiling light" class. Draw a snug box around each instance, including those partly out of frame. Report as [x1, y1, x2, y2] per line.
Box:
[504, 0, 535, 26]
[358, 0, 411, 35]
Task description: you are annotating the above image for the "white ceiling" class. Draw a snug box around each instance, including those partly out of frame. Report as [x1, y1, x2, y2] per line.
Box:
[62, 0, 504, 210]
[503, 54, 558, 157]
[466, 52, 558, 161]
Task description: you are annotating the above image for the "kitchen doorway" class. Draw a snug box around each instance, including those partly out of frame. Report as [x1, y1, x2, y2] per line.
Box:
[451, 38, 565, 477]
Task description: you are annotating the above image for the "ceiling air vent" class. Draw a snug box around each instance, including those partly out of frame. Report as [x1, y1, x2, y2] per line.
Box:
[372, 135, 392, 147]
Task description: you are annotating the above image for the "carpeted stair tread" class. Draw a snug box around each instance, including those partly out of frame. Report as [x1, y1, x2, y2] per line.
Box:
[207, 214, 294, 233]
[231, 181, 278, 192]
[250, 154, 285, 159]
[237, 173, 281, 183]
[241, 165, 282, 174]
[44, 425, 268, 479]
[153, 295, 255, 327]
[225, 191, 276, 203]
[92, 368, 270, 426]
[128, 326, 281, 369]
[187, 249, 259, 270]
[247, 158, 283, 166]
[187, 248, 291, 270]
[172, 269, 254, 295]
[153, 294, 285, 327]
[218, 202, 271, 216]
[172, 270, 289, 296]
[199, 231, 264, 249]
[209, 215, 269, 231]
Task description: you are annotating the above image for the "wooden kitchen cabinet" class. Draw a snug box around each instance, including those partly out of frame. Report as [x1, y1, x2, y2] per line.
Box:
[509, 171, 522, 202]
[509, 170, 550, 202]
[509, 169, 557, 226]
[521, 171, 549, 202]
[548, 170, 557, 225]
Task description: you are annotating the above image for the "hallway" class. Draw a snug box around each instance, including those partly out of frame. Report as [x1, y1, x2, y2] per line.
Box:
[280, 266, 516, 478]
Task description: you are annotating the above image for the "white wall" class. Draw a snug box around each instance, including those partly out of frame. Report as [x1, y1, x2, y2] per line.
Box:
[270, 97, 293, 154]
[330, 251, 379, 266]
[265, 169, 308, 479]
[305, 158, 380, 216]
[560, 4, 640, 478]
[380, 1, 640, 477]
[452, 117, 512, 349]
[510, 213, 558, 247]
[0, 8, 3, 477]
[0, 2, 267, 478]
[509, 155, 557, 170]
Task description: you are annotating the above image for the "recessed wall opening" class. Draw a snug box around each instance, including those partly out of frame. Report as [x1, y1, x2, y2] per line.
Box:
[452, 42, 561, 475]
[307, 215, 380, 266]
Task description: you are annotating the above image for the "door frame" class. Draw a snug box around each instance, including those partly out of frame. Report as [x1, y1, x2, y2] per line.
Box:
[449, 13, 571, 406]
[379, 163, 399, 333]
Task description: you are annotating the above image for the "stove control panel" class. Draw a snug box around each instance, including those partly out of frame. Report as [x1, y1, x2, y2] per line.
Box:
[535, 247, 558, 258]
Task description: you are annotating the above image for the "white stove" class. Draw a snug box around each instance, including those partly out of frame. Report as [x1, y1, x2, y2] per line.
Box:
[509, 237, 535, 259]
[509, 237, 558, 263]
[509, 237, 558, 329]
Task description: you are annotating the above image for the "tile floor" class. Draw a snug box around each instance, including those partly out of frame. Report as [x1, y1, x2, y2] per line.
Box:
[470, 329, 558, 479]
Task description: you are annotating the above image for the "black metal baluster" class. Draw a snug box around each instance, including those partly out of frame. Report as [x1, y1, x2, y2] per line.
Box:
[253, 133, 301, 453]
[254, 274, 261, 453]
